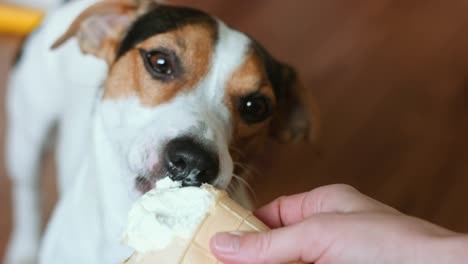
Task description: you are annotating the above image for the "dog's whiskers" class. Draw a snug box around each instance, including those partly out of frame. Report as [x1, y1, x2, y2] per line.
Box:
[233, 162, 260, 179]
[230, 173, 256, 201]
[229, 146, 247, 159]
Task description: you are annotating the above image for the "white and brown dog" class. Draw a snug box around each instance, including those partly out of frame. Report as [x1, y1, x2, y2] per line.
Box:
[5, 0, 319, 263]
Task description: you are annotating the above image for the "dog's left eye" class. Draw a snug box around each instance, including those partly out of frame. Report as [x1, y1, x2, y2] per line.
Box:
[140, 49, 178, 80]
[239, 93, 272, 124]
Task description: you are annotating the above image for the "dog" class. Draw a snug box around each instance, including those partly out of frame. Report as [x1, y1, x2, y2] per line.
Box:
[5, 0, 320, 263]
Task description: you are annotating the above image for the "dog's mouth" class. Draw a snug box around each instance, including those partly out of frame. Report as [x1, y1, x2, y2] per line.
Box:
[134, 135, 224, 194]
[135, 176, 156, 194]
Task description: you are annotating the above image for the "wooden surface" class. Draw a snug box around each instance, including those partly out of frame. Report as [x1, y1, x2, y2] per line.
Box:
[0, 35, 19, 261]
[2, 0, 468, 260]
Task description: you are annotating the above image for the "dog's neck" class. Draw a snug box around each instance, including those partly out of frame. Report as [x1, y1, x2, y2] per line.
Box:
[84, 107, 136, 261]
[39, 108, 134, 263]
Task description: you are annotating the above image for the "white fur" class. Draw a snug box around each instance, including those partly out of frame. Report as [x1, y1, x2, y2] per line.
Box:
[5, 0, 252, 263]
[5, 0, 105, 263]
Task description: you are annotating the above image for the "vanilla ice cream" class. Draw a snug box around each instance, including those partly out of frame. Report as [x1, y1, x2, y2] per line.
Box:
[122, 177, 216, 254]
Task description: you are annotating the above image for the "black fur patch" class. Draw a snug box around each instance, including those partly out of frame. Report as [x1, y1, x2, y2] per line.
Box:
[251, 40, 290, 99]
[116, 5, 217, 59]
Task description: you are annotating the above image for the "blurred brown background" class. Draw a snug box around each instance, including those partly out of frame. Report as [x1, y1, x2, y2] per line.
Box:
[2, 0, 468, 259]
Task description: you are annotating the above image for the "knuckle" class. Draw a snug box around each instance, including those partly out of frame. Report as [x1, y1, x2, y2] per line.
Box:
[252, 232, 273, 263]
[315, 184, 358, 199]
[276, 195, 289, 209]
[307, 184, 358, 213]
[327, 184, 357, 194]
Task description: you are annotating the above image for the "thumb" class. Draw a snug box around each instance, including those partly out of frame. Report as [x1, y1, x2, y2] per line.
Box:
[210, 218, 332, 264]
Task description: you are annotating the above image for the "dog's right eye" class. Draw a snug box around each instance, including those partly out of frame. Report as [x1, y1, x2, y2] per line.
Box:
[140, 49, 179, 81]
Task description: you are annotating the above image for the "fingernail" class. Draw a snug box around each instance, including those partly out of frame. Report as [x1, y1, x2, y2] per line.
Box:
[212, 232, 243, 254]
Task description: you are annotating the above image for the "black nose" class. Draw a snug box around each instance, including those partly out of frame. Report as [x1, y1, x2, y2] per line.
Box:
[164, 137, 219, 187]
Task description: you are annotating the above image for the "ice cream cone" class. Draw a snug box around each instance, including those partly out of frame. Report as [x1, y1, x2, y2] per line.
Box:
[124, 186, 304, 264]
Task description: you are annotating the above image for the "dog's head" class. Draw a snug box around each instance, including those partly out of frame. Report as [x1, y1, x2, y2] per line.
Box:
[53, 0, 320, 194]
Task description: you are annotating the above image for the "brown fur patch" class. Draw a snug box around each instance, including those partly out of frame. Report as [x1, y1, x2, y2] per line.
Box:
[226, 51, 276, 165]
[103, 23, 216, 106]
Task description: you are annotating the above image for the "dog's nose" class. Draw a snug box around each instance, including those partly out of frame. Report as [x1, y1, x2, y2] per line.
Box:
[164, 137, 219, 187]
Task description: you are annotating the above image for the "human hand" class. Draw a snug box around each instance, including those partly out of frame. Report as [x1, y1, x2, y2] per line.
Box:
[210, 184, 468, 264]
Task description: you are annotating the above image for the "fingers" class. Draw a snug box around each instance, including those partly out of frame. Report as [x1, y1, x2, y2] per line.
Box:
[210, 218, 330, 264]
[211, 185, 401, 264]
[255, 184, 397, 228]
[253, 192, 309, 228]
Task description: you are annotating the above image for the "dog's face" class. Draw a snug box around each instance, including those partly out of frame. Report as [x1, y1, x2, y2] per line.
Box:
[53, 1, 319, 195]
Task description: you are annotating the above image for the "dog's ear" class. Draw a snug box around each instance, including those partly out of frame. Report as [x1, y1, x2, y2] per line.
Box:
[51, 0, 157, 64]
[270, 64, 321, 145]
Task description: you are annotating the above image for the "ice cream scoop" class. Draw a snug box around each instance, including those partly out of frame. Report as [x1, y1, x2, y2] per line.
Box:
[122, 178, 304, 264]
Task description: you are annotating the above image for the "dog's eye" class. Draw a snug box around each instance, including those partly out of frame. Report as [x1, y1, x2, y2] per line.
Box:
[148, 52, 172, 75]
[239, 93, 272, 124]
[140, 49, 178, 80]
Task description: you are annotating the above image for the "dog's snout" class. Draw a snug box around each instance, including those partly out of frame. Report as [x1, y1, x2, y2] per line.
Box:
[164, 137, 219, 187]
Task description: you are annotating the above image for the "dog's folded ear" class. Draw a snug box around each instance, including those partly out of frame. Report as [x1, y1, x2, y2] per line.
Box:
[270, 64, 321, 145]
[51, 0, 158, 64]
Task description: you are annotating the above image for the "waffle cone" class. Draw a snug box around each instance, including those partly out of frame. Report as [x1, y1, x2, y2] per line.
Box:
[124, 186, 304, 264]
